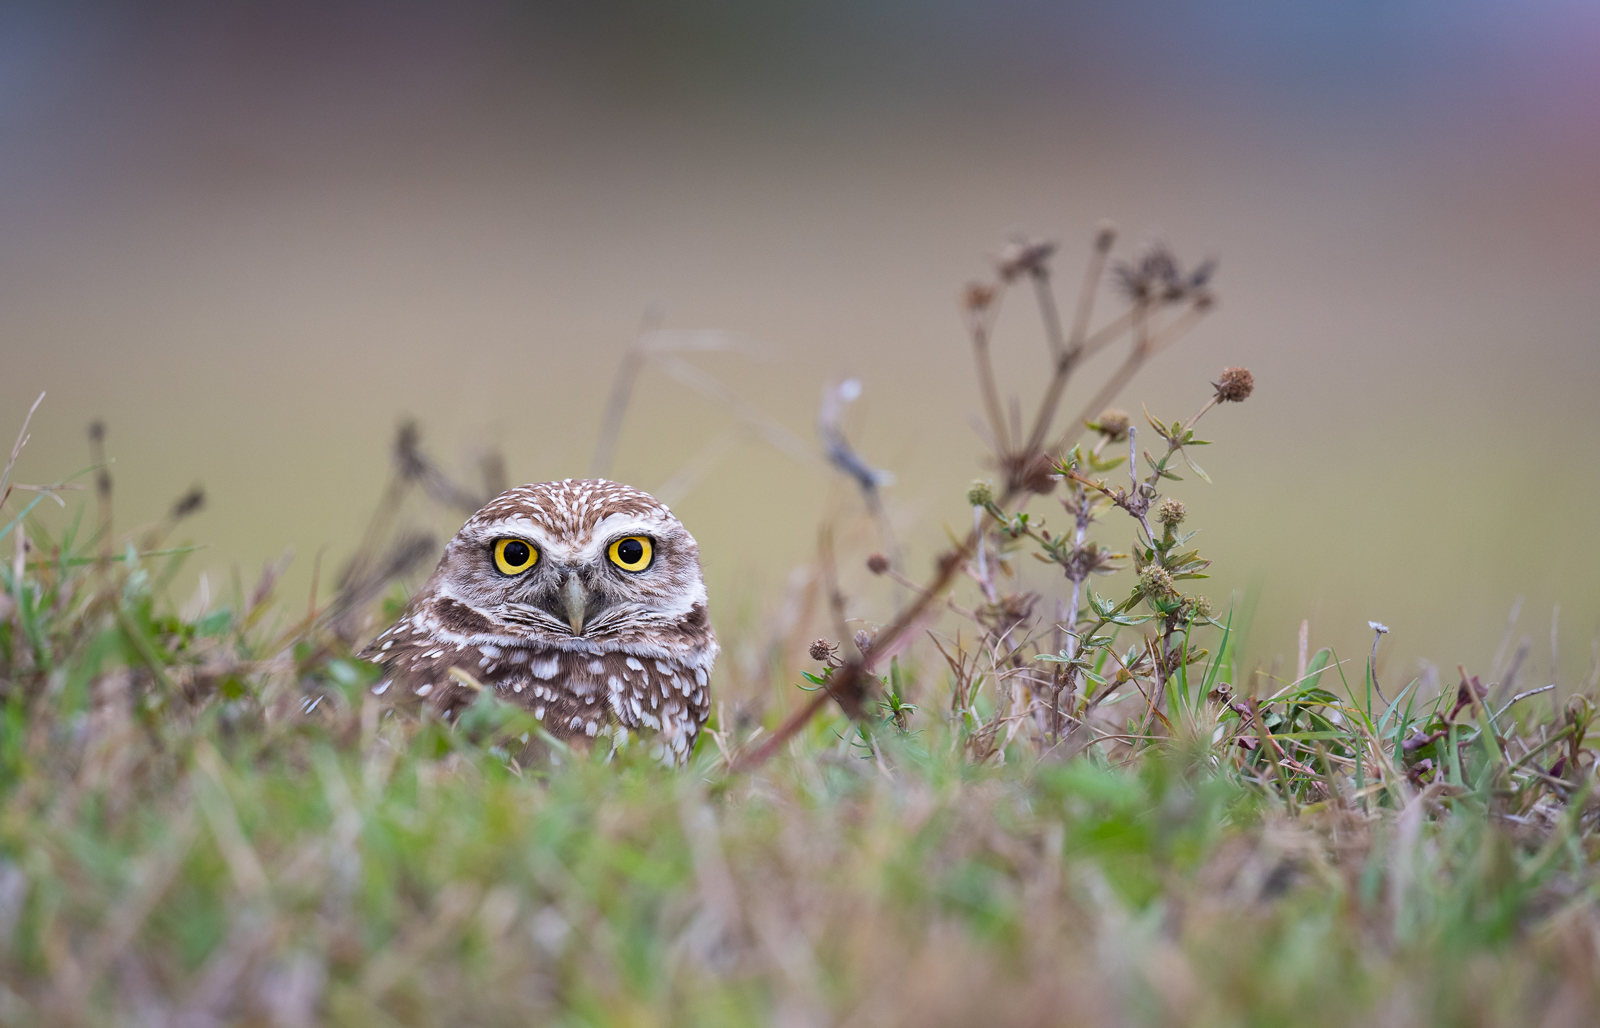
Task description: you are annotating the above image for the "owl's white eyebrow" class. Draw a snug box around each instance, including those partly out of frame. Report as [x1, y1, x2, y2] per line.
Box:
[475, 517, 548, 540]
[591, 512, 664, 538]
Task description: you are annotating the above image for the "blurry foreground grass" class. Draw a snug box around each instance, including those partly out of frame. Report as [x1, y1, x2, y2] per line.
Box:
[0, 517, 1597, 1026]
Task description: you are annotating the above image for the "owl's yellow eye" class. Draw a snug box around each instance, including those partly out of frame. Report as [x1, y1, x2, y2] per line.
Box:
[608, 536, 653, 572]
[492, 538, 538, 575]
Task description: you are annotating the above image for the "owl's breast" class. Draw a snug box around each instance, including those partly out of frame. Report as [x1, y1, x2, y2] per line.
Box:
[486, 647, 710, 759]
[362, 610, 712, 760]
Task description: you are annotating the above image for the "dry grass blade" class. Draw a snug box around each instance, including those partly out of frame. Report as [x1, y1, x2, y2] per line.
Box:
[0, 392, 45, 511]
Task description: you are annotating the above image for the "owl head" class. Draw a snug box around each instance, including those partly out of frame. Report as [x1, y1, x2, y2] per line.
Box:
[424, 478, 712, 652]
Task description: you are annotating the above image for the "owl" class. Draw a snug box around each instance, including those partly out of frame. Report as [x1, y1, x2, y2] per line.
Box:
[359, 479, 717, 761]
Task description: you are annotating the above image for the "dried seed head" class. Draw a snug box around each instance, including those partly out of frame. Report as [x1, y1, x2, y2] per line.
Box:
[394, 419, 428, 479]
[1213, 367, 1254, 403]
[866, 553, 890, 575]
[1094, 221, 1117, 254]
[1017, 452, 1058, 495]
[87, 420, 106, 444]
[1155, 497, 1186, 526]
[963, 282, 997, 313]
[1113, 244, 1216, 307]
[808, 639, 834, 662]
[1090, 408, 1131, 441]
[1138, 565, 1176, 598]
[966, 480, 994, 508]
[170, 487, 205, 521]
[996, 237, 1057, 282]
[1114, 244, 1180, 303]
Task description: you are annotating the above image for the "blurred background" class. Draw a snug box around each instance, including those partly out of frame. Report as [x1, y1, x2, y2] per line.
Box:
[2, 1, 1597, 690]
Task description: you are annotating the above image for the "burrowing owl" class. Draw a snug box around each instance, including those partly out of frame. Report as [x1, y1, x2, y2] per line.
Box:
[359, 479, 717, 761]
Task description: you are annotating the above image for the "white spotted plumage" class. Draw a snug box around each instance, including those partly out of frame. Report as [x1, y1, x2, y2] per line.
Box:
[359, 479, 717, 762]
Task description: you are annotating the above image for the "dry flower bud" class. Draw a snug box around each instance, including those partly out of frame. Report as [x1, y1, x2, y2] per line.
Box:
[996, 238, 1057, 282]
[1155, 497, 1186, 526]
[1019, 452, 1058, 495]
[963, 282, 997, 312]
[1138, 565, 1176, 598]
[170, 487, 206, 521]
[1213, 367, 1254, 403]
[808, 639, 834, 662]
[1090, 408, 1131, 440]
[1114, 245, 1180, 303]
[967, 480, 994, 508]
[1180, 595, 1213, 621]
[866, 553, 890, 575]
[394, 420, 428, 480]
[1094, 221, 1117, 254]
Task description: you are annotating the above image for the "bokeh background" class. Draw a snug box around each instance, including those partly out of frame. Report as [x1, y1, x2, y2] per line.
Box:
[2, 1, 1597, 689]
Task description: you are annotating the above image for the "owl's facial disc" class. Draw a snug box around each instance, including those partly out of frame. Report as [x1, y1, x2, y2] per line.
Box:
[446, 482, 706, 643]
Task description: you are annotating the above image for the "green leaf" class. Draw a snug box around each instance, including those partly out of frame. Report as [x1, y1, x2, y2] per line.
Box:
[1300, 648, 1333, 689]
[197, 608, 233, 637]
[1181, 450, 1212, 483]
[0, 493, 49, 546]
[326, 659, 363, 687]
[1089, 454, 1126, 472]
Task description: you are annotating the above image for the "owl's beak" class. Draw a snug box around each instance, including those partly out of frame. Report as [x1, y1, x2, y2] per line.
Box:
[562, 572, 589, 635]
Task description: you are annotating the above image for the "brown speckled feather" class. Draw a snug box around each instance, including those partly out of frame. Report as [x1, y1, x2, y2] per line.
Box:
[359, 479, 717, 761]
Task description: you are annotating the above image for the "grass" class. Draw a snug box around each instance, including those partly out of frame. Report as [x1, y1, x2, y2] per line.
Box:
[2, 229, 1598, 1026]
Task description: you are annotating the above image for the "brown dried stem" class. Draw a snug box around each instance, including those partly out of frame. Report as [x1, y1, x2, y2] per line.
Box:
[1022, 229, 1116, 455]
[0, 391, 46, 512]
[731, 232, 1215, 774]
[966, 294, 1013, 456]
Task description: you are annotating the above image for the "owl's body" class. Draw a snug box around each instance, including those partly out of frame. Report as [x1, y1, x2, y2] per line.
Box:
[359, 479, 717, 760]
